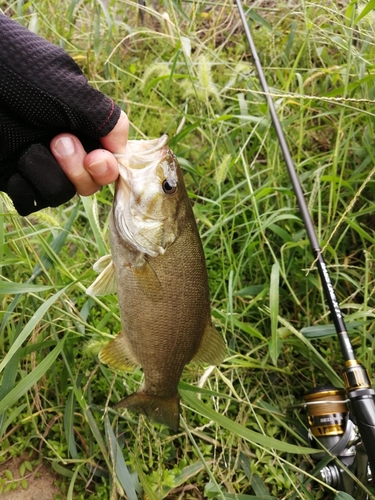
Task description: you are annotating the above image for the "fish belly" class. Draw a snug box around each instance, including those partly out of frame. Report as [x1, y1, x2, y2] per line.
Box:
[111, 213, 211, 398]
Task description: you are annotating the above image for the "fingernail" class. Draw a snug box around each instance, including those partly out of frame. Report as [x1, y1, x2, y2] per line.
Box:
[87, 160, 108, 176]
[54, 137, 75, 156]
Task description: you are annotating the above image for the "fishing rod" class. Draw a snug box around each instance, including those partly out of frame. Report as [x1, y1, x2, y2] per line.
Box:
[235, 0, 375, 493]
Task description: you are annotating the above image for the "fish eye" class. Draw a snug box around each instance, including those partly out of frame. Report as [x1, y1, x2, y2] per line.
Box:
[162, 179, 178, 195]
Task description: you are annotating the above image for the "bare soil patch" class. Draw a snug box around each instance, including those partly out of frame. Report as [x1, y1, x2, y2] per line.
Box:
[0, 453, 61, 500]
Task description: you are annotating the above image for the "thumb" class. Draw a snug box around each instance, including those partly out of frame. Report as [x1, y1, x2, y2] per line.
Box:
[100, 110, 129, 154]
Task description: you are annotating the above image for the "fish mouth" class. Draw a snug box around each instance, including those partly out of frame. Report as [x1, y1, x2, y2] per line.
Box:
[113, 135, 174, 256]
[114, 135, 169, 169]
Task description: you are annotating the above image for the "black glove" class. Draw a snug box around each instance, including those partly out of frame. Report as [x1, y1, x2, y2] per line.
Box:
[0, 15, 121, 215]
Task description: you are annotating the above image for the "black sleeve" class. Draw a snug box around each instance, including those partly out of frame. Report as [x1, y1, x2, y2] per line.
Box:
[0, 14, 122, 215]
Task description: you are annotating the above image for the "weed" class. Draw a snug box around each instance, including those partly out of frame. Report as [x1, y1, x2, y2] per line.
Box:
[1, 0, 375, 499]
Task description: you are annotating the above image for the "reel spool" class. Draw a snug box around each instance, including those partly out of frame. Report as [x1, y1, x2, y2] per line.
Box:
[303, 386, 349, 451]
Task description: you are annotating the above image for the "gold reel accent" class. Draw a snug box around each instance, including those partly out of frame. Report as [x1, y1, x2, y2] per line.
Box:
[303, 387, 349, 437]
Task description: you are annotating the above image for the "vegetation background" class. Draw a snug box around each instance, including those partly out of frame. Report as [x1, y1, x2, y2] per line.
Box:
[0, 0, 375, 498]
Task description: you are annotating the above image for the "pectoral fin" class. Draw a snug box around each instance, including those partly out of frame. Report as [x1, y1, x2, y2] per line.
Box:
[86, 255, 117, 296]
[99, 331, 139, 371]
[192, 322, 226, 366]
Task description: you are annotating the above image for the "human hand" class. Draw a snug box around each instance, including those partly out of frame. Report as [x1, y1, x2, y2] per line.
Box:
[0, 15, 128, 216]
[50, 110, 129, 196]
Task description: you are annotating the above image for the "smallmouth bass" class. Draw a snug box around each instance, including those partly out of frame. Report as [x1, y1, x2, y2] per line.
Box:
[87, 135, 225, 431]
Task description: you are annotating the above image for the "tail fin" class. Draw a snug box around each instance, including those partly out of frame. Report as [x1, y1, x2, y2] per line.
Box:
[115, 391, 180, 431]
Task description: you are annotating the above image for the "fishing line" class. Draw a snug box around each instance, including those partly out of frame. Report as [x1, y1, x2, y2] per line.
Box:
[235, 0, 375, 481]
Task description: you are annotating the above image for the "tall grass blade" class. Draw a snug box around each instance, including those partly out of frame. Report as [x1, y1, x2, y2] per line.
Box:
[67, 465, 82, 500]
[269, 262, 280, 365]
[1, 204, 78, 334]
[31, 200, 80, 278]
[0, 286, 69, 374]
[104, 415, 138, 500]
[251, 473, 272, 497]
[0, 404, 27, 436]
[64, 389, 78, 459]
[355, 0, 375, 22]
[0, 338, 66, 413]
[182, 417, 227, 500]
[134, 457, 159, 500]
[335, 492, 355, 500]
[278, 316, 344, 386]
[80, 195, 107, 255]
[0, 308, 25, 435]
[181, 390, 317, 455]
[0, 283, 52, 294]
[221, 495, 277, 500]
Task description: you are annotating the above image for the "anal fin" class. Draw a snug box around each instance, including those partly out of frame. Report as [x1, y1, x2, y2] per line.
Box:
[99, 331, 139, 372]
[192, 322, 226, 366]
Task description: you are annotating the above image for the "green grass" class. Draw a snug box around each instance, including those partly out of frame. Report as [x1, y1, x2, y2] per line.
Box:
[1, 0, 375, 498]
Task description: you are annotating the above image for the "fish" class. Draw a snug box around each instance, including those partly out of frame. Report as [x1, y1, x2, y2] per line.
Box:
[87, 135, 225, 431]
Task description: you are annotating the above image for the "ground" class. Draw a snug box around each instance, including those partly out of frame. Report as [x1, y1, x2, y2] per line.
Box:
[0, 453, 61, 499]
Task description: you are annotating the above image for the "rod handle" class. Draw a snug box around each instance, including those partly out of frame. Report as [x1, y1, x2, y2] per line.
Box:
[345, 362, 375, 479]
[349, 391, 375, 479]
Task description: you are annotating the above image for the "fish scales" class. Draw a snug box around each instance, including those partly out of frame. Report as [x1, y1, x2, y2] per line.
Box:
[110, 209, 208, 394]
[87, 136, 225, 431]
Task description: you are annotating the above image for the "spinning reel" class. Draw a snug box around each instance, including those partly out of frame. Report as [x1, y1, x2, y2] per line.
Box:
[304, 386, 372, 496]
